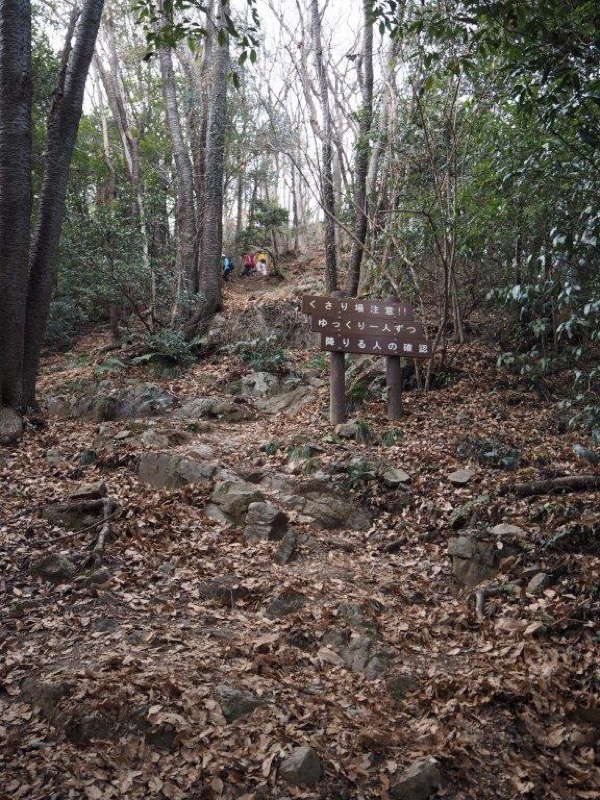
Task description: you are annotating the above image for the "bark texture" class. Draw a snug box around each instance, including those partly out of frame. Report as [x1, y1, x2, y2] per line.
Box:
[23, 0, 105, 408]
[0, 0, 32, 409]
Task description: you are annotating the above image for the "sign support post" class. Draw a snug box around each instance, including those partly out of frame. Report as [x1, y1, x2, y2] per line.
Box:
[385, 294, 402, 420]
[329, 291, 346, 424]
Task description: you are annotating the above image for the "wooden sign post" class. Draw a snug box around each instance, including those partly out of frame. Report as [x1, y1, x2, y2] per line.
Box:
[302, 292, 432, 424]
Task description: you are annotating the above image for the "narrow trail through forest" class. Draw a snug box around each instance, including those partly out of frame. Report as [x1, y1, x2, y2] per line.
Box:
[1, 266, 599, 800]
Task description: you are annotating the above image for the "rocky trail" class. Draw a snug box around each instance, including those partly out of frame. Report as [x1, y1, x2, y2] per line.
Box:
[1, 272, 599, 800]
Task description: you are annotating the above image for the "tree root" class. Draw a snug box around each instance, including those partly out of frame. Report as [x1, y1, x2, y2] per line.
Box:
[500, 475, 600, 497]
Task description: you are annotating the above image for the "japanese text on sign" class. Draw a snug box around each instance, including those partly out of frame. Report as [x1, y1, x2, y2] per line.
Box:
[321, 333, 432, 358]
[302, 294, 414, 322]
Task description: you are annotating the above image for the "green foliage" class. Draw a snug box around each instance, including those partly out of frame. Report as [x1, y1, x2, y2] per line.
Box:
[234, 336, 288, 374]
[136, 329, 199, 366]
[354, 418, 376, 444]
[345, 458, 378, 488]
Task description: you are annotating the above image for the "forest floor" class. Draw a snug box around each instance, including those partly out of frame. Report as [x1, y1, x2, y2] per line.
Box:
[1, 264, 599, 800]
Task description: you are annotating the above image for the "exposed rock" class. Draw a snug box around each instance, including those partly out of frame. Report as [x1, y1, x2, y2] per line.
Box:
[382, 466, 411, 487]
[198, 575, 249, 607]
[137, 451, 215, 489]
[273, 528, 298, 565]
[279, 746, 321, 787]
[448, 524, 522, 587]
[255, 387, 313, 416]
[386, 672, 419, 701]
[245, 502, 288, 542]
[527, 572, 552, 595]
[490, 523, 527, 537]
[31, 554, 77, 582]
[174, 396, 253, 423]
[77, 449, 98, 466]
[265, 591, 307, 619]
[71, 480, 106, 500]
[240, 371, 280, 397]
[63, 711, 116, 744]
[45, 396, 73, 418]
[335, 422, 360, 439]
[74, 394, 118, 422]
[285, 491, 370, 531]
[448, 468, 474, 486]
[340, 635, 391, 679]
[140, 428, 192, 449]
[338, 602, 379, 636]
[390, 756, 442, 800]
[20, 676, 74, 718]
[448, 494, 490, 530]
[214, 684, 266, 723]
[209, 480, 265, 524]
[0, 406, 23, 445]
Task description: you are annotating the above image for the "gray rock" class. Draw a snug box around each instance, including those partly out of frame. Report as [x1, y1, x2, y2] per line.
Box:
[209, 480, 265, 524]
[199, 575, 249, 607]
[286, 492, 371, 531]
[382, 466, 411, 487]
[138, 452, 215, 489]
[245, 502, 288, 542]
[335, 422, 360, 439]
[448, 494, 490, 530]
[448, 523, 521, 587]
[174, 397, 253, 423]
[20, 676, 74, 718]
[255, 387, 312, 416]
[448, 468, 474, 486]
[0, 406, 23, 445]
[214, 684, 266, 723]
[279, 746, 321, 787]
[386, 673, 418, 701]
[31, 554, 77, 582]
[338, 602, 379, 636]
[46, 396, 73, 418]
[265, 592, 306, 619]
[527, 572, 552, 594]
[273, 528, 298, 565]
[240, 371, 280, 397]
[490, 523, 527, 538]
[340, 636, 391, 679]
[390, 756, 442, 800]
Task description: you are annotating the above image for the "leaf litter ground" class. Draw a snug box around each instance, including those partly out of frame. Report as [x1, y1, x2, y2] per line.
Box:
[1, 279, 599, 800]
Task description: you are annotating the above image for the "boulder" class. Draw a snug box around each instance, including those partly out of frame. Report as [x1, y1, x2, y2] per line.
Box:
[448, 468, 474, 486]
[390, 757, 442, 800]
[527, 572, 552, 594]
[255, 387, 313, 416]
[285, 491, 370, 531]
[213, 684, 266, 723]
[209, 480, 265, 524]
[279, 746, 321, 787]
[382, 466, 411, 487]
[244, 502, 288, 542]
[273, 528, 298, 565]
[0, 406, 23, 445]
[339, 636, 391, 679]
[240, 371, 280, 398]
[174, 396, 254, 423]
[138, 452, 215, 489]
[448, 524, 523, 587]
[31, 554, 77, 582]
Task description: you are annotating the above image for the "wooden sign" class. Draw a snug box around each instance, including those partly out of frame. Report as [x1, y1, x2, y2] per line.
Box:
[302, 292, 432, 425]
[321, 333, 433, 358]
[302, 294, 414, 321]
[311, 315, 425, 339]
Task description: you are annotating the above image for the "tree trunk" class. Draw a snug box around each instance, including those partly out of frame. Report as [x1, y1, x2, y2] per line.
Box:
[0, 0, 32, 410]
[158, 23, 198, 302]
[310, 0, 338, 292]
[345, 0, 374, 296]
[193, 0, 229, 325]
[22, 0, 104, 408]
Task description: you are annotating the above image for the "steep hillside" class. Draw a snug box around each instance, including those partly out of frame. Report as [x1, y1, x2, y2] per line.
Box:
[1, 268, 599, 800]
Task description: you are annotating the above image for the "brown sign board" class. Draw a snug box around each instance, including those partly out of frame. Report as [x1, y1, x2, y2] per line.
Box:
[321, 333, 433, 358]
[311, 315, 425, 339]
[302, 294, 414, 321]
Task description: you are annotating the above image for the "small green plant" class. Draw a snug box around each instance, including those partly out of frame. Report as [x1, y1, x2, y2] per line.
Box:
[261, 440, 280, 455]
[235, 336, 288, 374]
[354, 418, 376, 444]
[92, 356, 127, 378]
[132, 329, 198, 367]
[345, 458, 378, 487]
[381, 428, 404, 446]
